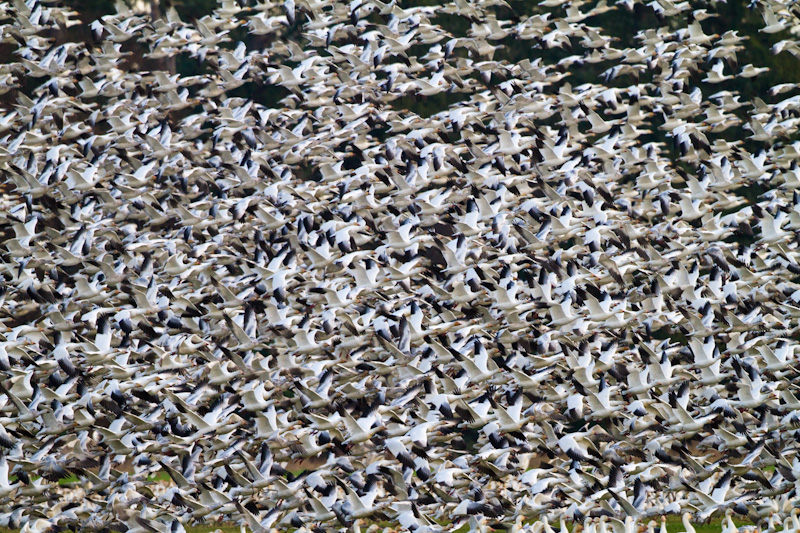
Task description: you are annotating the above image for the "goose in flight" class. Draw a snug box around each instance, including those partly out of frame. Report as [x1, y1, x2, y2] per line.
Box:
[2, 0, 800, 529]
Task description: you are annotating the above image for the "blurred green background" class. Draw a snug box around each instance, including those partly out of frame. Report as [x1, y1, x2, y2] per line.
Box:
[5, 0, 800, 112]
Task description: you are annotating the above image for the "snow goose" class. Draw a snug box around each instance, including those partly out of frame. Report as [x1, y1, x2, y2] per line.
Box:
[342, 410, 385, 444]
